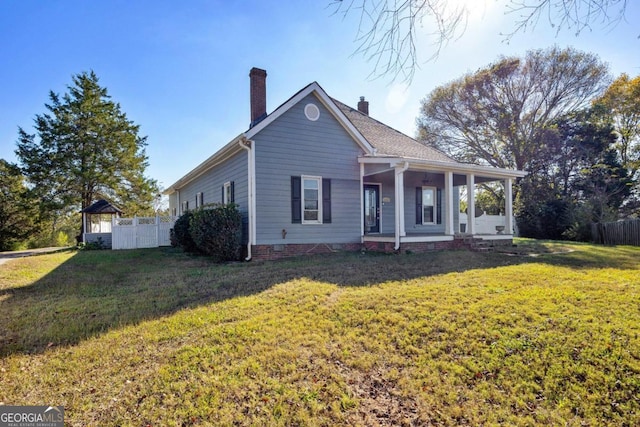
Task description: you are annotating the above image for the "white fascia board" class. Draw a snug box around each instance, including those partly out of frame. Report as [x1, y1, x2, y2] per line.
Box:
[358, 156, 527, 179]
[244, 82, 375, 154]
[163, 134, 245, 195]
[358, 156, 404, 165]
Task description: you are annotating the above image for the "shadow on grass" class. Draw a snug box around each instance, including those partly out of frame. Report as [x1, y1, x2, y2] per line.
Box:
[0, 242, 637, 357]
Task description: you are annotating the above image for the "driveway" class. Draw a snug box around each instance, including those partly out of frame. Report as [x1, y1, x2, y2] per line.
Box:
[0, 247, 72, 265]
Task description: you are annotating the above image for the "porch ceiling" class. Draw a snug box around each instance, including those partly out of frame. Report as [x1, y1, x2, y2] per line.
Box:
[359, 156, 526, 181]
[363, 167, 503, 185]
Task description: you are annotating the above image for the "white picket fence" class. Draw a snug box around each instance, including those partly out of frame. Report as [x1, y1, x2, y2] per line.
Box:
[112, 215, 176, 250]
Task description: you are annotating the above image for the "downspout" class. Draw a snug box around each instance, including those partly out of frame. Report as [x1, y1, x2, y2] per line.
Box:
[394, 162, 409, 251]
[239, 137, 254, 261]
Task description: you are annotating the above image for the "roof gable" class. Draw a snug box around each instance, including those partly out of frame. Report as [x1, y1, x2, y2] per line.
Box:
[81, 199, 123, 214]
[245, 82, 375, 154]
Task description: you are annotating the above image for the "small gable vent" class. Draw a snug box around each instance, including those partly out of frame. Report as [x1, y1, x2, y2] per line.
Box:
[304, 103, 320, 121]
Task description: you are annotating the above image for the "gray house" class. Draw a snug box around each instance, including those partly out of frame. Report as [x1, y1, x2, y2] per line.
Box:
[165, 68, 526, 260]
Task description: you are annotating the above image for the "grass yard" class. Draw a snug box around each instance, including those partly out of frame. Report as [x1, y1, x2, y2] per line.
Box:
[0, 240, 639, 426]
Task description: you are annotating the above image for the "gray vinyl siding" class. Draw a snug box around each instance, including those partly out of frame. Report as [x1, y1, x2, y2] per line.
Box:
[367, 171, 460, 234]
[253, 93, 364, 245]
[380, 178, 396, 235]
[168, 193, 176, 215]
[404, 172, 461, 234]
[169, 149, 249, 242]
[404, 171, 443, 234]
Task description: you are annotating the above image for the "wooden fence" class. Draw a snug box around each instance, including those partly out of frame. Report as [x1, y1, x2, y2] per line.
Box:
[591, 219, 640, 246]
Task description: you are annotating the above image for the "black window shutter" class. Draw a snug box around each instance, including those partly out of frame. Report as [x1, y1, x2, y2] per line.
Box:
[416, 187, 422, 224]
[322, 178, 331, 224]
[221, 185, 225, 203]
[230, 181, 235, 203]
[436, 189, 442, 224]
[291, 176, 301, 223]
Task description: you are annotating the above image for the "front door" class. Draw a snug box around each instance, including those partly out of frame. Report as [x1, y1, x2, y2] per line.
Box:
[363, 184, 380, 233]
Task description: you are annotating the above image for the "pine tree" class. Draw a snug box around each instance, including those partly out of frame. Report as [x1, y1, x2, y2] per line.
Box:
[16, 71, 159, 235]
[0, 159, 42, 250]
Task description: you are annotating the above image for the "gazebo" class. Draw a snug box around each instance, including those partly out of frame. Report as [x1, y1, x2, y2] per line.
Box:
[80, 199, 123, 246]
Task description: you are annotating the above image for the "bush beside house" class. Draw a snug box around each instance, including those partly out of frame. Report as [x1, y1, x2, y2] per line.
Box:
[171, 204, 242, 262]
[170, 211, 197, 253]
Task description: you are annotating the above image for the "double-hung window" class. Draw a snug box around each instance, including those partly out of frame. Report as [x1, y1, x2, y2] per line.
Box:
[416, 186, 441, 225]
[302, 176, 322, 223]
[291, 175, 331, 224]
[421, 187, 436, 224]
[223, 182, 234, 204]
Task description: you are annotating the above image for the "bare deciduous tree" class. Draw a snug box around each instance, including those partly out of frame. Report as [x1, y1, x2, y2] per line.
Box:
[416, 46, 611, 173]
[505, 0, 629, 38]
[330, 0, 628, 81]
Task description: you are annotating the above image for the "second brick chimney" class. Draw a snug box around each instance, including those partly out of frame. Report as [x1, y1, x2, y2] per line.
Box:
[249, 67, 267, 127]
[357, 96, 369, 115]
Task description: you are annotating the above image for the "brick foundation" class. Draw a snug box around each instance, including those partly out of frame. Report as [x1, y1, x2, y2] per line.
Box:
[250, 237, 513, 260]
[363, 239, 468, 253]
[251, 243, 363, 261]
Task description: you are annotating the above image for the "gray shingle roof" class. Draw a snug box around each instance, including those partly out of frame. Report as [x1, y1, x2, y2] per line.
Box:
[81, 199, 123, 214]
[332, 98, 458, 163]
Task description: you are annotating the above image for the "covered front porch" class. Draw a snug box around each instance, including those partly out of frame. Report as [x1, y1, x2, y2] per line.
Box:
[358, 157, 527, 251]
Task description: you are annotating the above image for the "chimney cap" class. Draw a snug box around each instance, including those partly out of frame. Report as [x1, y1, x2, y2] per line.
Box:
[357, 96, 369, 115]
[249, 67, 267, 76]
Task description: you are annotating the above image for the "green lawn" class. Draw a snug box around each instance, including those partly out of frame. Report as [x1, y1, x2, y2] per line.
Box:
[0, 241, 639, 426]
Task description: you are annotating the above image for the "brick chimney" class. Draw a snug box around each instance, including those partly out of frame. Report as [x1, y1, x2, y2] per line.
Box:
[249, 67, 267, 127]
[357, 96, 369, 115]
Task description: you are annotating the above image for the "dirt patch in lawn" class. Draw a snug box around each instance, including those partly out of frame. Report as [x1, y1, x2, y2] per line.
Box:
[496, 241, 575, 257]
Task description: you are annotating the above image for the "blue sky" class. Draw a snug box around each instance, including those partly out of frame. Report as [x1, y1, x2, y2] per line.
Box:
[1, 0, 638, 191]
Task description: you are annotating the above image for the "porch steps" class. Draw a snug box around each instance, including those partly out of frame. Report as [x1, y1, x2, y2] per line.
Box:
[456, 236, 495, 252]
[472, 242, 494, 252]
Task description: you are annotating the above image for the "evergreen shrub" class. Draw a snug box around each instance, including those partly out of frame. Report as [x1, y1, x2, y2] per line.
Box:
[189, 203, 242, 262]
[170, 211, 198, 253]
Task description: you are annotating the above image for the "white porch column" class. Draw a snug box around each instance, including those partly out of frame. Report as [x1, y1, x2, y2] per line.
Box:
[394, 162, 409, 249]
[505, 178, 513, 235]
[360, 163, 365, 240]
[466, 174, 476, 235]
[445, 171, 454, 235]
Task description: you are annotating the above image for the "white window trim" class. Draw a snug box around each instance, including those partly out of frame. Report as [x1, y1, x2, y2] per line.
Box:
[223, 181, 232, 204]
[422, 186, 437, 225]
[302, 175, 323, 224]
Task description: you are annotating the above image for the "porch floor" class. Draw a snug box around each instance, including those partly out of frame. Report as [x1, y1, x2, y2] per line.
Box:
[363, 233, 513, 243]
